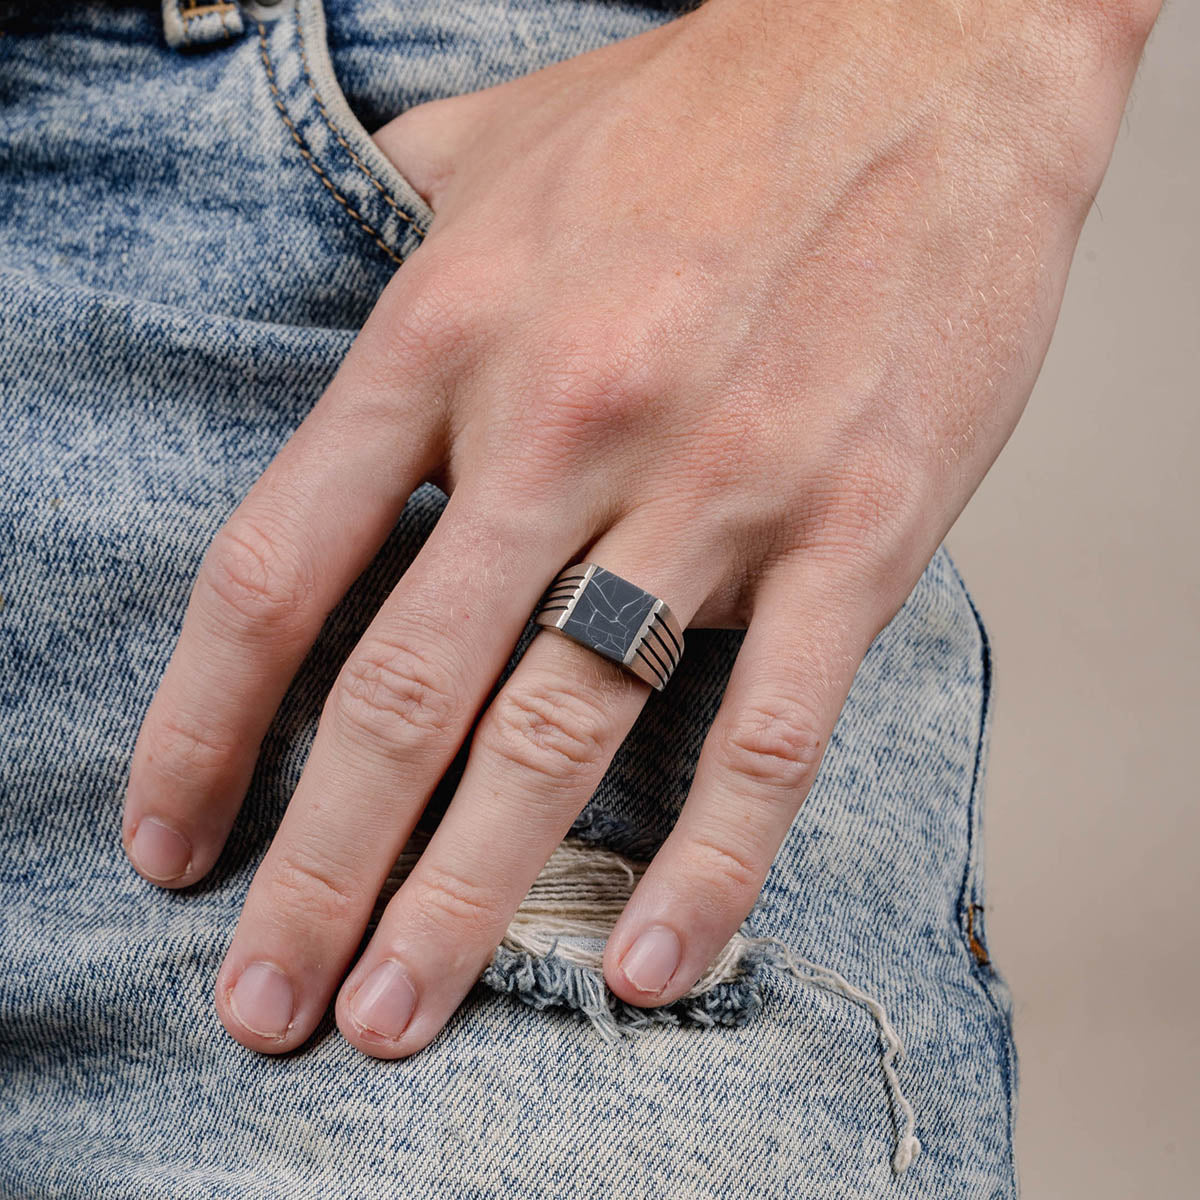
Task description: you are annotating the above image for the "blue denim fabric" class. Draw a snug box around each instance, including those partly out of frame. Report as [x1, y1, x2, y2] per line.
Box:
[0, 1, 1018, 1195]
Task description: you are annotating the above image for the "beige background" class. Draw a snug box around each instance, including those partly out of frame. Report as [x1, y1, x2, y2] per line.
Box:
[945, 2, 1199, 1195]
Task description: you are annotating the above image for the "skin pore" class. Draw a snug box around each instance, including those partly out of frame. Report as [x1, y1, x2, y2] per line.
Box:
[121, 0, 1160, 1057]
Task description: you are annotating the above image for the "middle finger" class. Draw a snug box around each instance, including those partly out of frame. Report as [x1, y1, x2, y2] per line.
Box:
[335, 522, 713, 1057]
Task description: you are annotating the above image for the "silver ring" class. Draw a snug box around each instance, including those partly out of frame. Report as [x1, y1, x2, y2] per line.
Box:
[533, 562, 685, 691]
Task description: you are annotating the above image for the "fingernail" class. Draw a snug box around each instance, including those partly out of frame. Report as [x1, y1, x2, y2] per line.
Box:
[348, 960, 418, 1041]
[621, 925, 681, 996]
[129, 816, 191, 882]
[229, 962, 294, 1039]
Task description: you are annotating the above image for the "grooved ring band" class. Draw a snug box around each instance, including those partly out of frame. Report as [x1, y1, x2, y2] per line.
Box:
[533, 562, 685, 692]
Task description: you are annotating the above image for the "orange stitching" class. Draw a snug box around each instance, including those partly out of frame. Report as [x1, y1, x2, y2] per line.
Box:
[294, 12, 425, 240]
[180, 2, 237, 20]
[256, 22, 404, 267]
[179, 1, 237, 40]
[966, 903, 990, 967]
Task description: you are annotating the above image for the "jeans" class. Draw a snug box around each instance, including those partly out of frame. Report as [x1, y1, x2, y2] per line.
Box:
[0, 1, 1018, 1195]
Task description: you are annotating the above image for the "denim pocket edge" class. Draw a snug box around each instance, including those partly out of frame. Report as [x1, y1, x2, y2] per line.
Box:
[254, 0, 436, 266]
[944, 550, 1020, 1194]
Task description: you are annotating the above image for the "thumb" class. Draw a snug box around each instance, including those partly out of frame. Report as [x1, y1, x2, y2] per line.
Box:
[371, 90, 498, 214]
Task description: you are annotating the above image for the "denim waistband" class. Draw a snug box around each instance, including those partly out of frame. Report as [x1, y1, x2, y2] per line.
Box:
[162, 0, 246, 48]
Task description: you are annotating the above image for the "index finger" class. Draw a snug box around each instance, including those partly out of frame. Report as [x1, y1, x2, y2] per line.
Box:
[121, 288, 446, 887]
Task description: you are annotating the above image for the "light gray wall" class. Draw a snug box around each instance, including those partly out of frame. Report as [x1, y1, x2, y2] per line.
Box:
[946, 2, 1199, 1194]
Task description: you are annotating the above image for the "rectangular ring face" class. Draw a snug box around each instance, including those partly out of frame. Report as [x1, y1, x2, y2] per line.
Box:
[560, 566, 658, 664]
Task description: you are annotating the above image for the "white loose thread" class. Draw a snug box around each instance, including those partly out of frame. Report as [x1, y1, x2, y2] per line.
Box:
[379, 836, 921, 1172]
[743, 934, 922, 1173]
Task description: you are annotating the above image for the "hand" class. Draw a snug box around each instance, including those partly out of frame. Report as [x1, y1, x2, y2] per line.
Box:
[121, 0, 1156, 1056]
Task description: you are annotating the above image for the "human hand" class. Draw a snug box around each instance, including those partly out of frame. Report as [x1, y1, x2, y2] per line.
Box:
[121, 0, 1156, 1056]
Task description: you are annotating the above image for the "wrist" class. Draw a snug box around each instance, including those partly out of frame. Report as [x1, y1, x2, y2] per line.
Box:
[690, 0, 1160, 66]
[675, 0, 1157, 194]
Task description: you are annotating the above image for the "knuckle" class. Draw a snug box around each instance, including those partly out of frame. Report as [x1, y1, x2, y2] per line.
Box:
[518, 330, 657, 455]
[332, 632, 462, 760]
[824, 465, 901, 540]
[379, 271, 470, 366]
[342, 251, 488, 413]
[800, 451, 916, 575]
[268, 849, 362, 924]
[199, 515, 315, 637]
[480, 678, 612, 785]
[381, 249, 480, 349]
[643, 413, 758, 520]
[412, 862, 506, 936]
[681, 832, 764, 904]
[717, 699, 826, 796]
[143, 709, 237, 782]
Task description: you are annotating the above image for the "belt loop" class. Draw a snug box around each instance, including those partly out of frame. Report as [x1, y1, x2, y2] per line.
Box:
[162, 0, 245, 50]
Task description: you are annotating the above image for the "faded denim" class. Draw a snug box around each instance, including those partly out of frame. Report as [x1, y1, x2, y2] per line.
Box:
[0, 1, 1018, 1196]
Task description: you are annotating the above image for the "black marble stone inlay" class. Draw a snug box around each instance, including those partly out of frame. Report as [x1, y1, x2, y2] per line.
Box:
[560, 567, 658, 664]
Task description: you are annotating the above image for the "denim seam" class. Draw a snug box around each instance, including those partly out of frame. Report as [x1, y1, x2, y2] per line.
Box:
[182, 3, 236, 31]
[255, 20, 407, 266]
[946, 550, 1020, 1197]
[293, 14, 426, 243]
[165, 0, 242, 48]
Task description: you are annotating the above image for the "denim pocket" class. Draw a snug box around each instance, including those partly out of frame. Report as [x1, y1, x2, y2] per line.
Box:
[253, 0, 436, 267]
